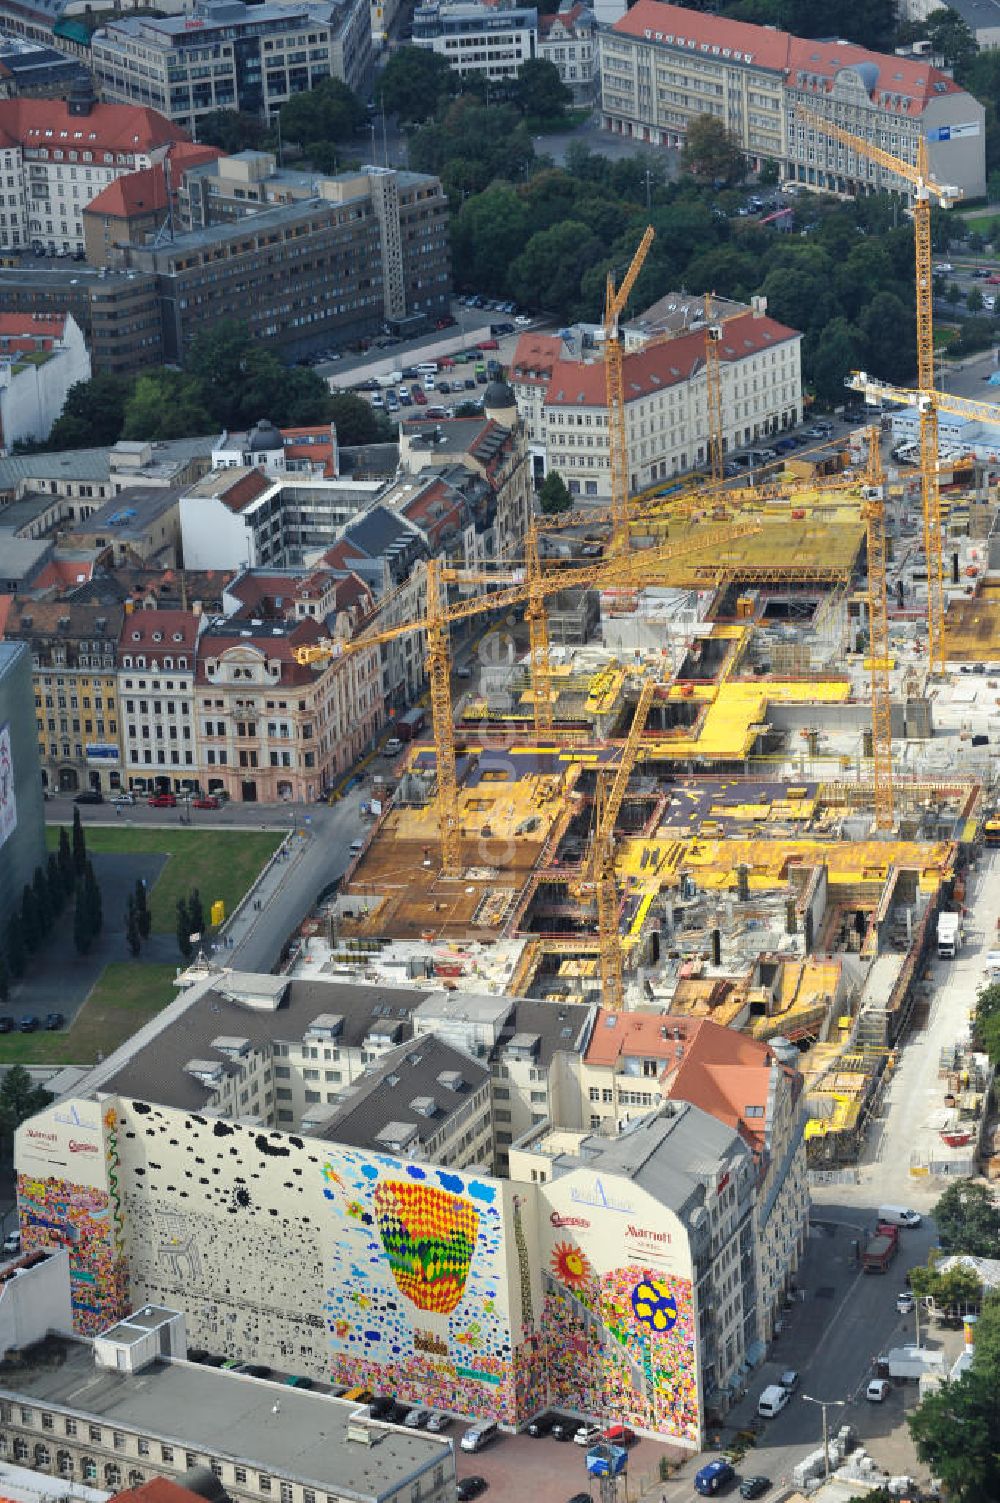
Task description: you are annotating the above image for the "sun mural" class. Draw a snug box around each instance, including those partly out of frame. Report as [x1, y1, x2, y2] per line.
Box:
[550, 1239, 593, 1289]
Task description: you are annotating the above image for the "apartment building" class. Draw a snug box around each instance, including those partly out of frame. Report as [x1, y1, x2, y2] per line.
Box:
[538, 1, 597, 105]
[0, 82, 181, 254]
[600, 1, 986, 199]
[81, 143, 222, 270]
[0, 264, 164, 374]
[194, 613, 380, 800]
[3, 600, 124, 794]
[511, 310, 802, 499]
[91, 0, 372, 134]
[412, 0, 537, 81]
[116, 609, 199, 794]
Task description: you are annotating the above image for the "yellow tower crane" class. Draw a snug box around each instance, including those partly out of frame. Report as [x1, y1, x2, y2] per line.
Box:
[861, 426, 894, 831]
[295, 520, 762, 877]
[704, 292, 726, 486]
[798, 106, 960, 674]
[582, 675, 657, 1009]
[605, 226, 655, 553]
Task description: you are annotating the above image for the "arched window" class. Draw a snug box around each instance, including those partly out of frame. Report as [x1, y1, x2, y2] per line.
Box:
[81, 1457, 97, 1482]
[34, 1442, 50, 1468]
[13, 1439, 28, 1462]
[104, 1462, 122, 1489]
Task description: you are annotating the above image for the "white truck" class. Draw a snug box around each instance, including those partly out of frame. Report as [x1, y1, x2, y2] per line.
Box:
[937, 911, 961, 959]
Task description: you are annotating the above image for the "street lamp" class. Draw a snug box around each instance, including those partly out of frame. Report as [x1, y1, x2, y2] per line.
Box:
[801, 1394, 846, 1478]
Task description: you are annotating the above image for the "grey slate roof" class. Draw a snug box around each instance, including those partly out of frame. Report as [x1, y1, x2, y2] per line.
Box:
[317, 1033, 490, 1151]
[0, 1339, 452, 1498]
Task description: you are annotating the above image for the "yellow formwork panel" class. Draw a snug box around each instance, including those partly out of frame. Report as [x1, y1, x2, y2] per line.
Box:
[651, 679, 851, 762]
[615, 834, 955, 891]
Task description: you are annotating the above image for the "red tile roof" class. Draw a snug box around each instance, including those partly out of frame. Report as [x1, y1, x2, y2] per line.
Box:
[613, 2, 961, 115]
[0, 314, 65, 343]
[119, 607, 199, 665]
[519, 311, 799, 411]
[29, 556, 97, 592]
[210, 469, 273, 515]
[0, 98, 184, 156]
[85, 143, 221, 220]
[113, 1479, 209, 1503]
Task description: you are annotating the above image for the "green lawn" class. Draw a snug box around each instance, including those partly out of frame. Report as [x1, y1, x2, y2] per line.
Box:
[45, 826, 282, 932]
[0, 964, 177, 1065]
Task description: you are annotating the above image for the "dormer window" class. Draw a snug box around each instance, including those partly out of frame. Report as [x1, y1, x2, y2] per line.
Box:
[132, 630, 141, 641]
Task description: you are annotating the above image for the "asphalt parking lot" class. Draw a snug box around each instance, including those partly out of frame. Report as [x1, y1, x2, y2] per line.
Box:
[454, 1428, 684, 1503]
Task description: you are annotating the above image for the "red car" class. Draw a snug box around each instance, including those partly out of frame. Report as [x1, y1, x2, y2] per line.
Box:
[192, 795, 221, 810]
[147, 792, 177, 808]
[476, 338, 499, 351]
[412, 386, 427, 405]
[602, 1424, 636, 1446]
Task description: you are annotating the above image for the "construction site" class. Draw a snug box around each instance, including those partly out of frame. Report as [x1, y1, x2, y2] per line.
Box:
[293, 121, 1000, 1175]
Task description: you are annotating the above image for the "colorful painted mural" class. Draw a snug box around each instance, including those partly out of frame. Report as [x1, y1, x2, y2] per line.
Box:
[16, 1173, 127, 1334]
[543, 1259, 699, 1443]
[322, 1150, 535, 1424]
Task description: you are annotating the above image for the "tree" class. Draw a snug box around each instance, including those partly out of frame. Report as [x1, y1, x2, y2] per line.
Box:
[83, 860, 102, 938]
[933, 1179, 1000, 1256]
[858, 291, 916, 386]
[968, 286, 985, 314]
[72, 806, 87, 876]
[122, 370, 213, 442]
[0, 952, 7, 1005]
[32, 866, 52, 937]
[176, 897, 193, 960]
[184, 319, 331, 430]
[47, 372, 129, 451]
[196, 109, 268, 154]
[135, 879, 151, 941]
[908, 1366, 1000, 1502]
[58, 826, 75, 899]
[909, 1258, 983, 1317]
[279, 77, 365, 152]
[0, 1066, 53, 1149]
[20, 884, 40, 955]
[759, 158, 780, 186]
[681, 114, 745, 184]
[510, 59, 571, 124]
[125, 895, 141, 959]
[509, 220, 603, 321]
[925, 7, 977, 71]
[188, 888, 205, 938]
[328, 392, 395, 446]
[810, 317, 863, 407]
[4, 917, 24, 981]
[379, 47, 457, 123]
[538, 470, 572, 514]
[46, 853, 65, 918]
[452, 184, 531, 297]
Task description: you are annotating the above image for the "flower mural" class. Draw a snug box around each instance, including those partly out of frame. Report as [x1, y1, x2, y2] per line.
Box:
[631, 1277, 678, 1335]
[550, 1239, 593, 1289]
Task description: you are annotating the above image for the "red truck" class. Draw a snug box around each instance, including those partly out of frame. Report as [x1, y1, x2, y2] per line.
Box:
[862, 1221, 900, 1274]
[398, 707, 426, 742]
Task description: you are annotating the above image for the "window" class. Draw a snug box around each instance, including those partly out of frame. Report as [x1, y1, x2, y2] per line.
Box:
[41, 1413, 54, 1431]
[34, 1443, 50, 1468]
[129, 1471, 145, 1487]
[280, 1485, 293, 1503]
[113, 1430, 126, 1451]
[259, 1476, 272, 1493]
[235, 1469, 248, 1485]
[89, 1426, 102, 1444]
[104, 1464, 122, 1489]
[64, 1419, 77, 1438]
[138, 1438, 150, 1457]
[186, 1454, 198, 1470]
[82, 1458, 97, 1482]
[13, 1441, 28, 1462]
[161, 1445, 174, 1463]
[20, 1409, 32, 1425]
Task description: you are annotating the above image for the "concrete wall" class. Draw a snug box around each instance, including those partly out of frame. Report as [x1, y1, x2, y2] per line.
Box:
[0, 642, 46, 933]
[0, 316, 91, 447]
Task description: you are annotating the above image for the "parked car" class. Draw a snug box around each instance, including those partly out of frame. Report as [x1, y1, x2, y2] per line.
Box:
[192, 795, 221, 810]
[867, 1378, 891, 1402]
[238, 1363, 272, 1379]
[413, 387, 427, 405]
[111, 792, 135, 805]
[148, 793, 177, 807]
[779, 1369, 799, 1390]
[602, 1424, 636, 1446]
[514, 314, 532, 326]
[933, 262, 954, 274]
[368, 1394, 395, 1419]
[739, 1479, 771, 1500]
[73, 790, 104, 804]
[19, 1016, 40, 1033]
[456, 1480, 487, 1502]
[573, 1424, 602, 1447]
[425, 1412, 451, 1432]
[45, 1012, 65, 1030]
[0, 1018, 13, 1034]
[284, 1375, 314, 1389]
[695, 1460, 736, 1496]
[403, 1407, 432, 1429]
[550, 1417, 575, 1441]
[896, 1291, 915, 1314]
[2, 1232, 20, 1256]
[527, 1412, 556, 1437]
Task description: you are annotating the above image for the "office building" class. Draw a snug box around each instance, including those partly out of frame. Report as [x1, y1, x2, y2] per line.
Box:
[91, 0, 373, 134]
[511, 308, 802, 499]
[0, 265, 164, 374]
[81, 143, 222, 270]
[601, 1, 986, 199]
[0, 641, 45, 933]
[0, 35, 89, 100]
[412, 0, 537, 81]
[0, 83, 181, 254]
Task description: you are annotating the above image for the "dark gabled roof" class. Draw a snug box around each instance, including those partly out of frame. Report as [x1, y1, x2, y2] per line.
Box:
[317, 1034, 489, 1151]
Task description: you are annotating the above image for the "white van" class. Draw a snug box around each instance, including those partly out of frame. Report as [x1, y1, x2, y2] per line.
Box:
[460, 1421, 498, 1452]
[416, 361, 438, 376]
[757, 1384, 791, 1419]
[878, 1205, 922, 1228]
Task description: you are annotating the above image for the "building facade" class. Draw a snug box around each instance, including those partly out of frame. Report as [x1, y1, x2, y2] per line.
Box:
[16, 1083, 752, 1448]
[0, 265, 164, 374]
[117, 609, 199, 794]
[511, 311, 802, 499]
[538, 2, 597, 105]
[0, 312, 90, 449]
[0, 641, 46, 934]
[0, 85, 181, 254]
[600, 1, 986, 199]
[412, 0, 537, 81]
[4, 601, 124, 794]
[91, 0, 372, 133]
